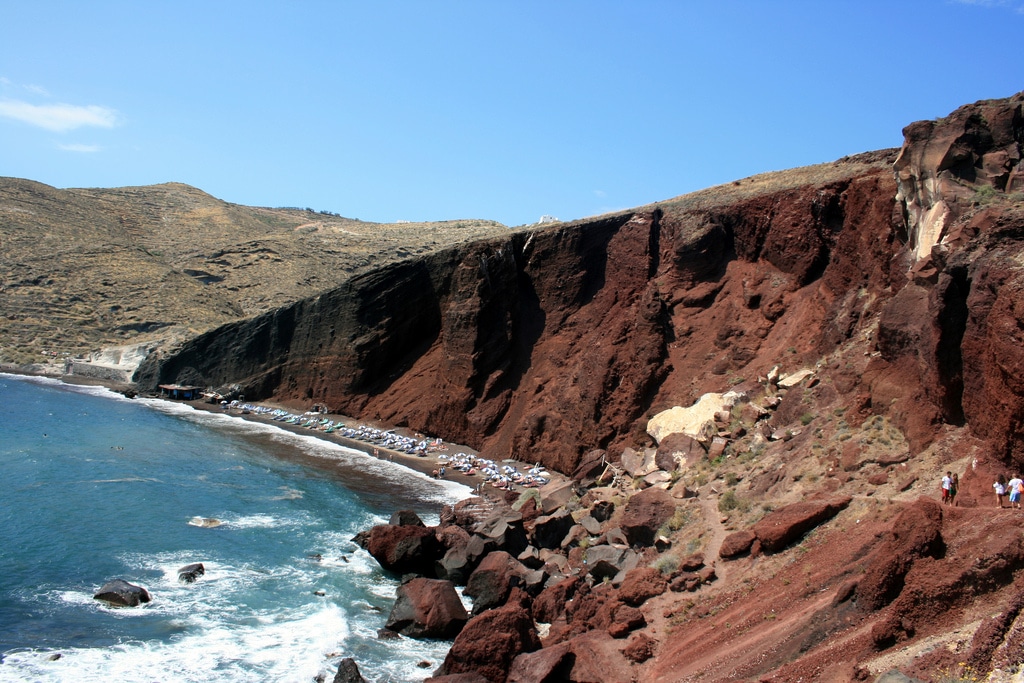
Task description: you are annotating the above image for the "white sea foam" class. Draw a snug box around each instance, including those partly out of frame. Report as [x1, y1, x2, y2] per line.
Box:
[224, 513, 296, 529]
[2, 375, 459, 683]
[0, 603, 351, 683]
[23, 548, 449, 683]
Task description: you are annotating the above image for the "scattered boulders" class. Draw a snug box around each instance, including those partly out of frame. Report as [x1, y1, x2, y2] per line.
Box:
[622, 631, 657, 663]
[93, 579, 152, 607]
[719, 530, 757, 560]
[655, 432, 705, 471]
[532, 510, 575, 550]
[571, 449, 608, 483]
[508, 631, 635, 683]
[537, 480, 576, 515]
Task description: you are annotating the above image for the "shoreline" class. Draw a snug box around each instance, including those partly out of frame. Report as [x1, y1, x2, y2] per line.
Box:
[191, 398, 490, 498]
[3, 369, 538, 505]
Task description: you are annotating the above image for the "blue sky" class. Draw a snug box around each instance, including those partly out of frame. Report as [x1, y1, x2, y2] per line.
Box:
[1, 2, 1021, 227]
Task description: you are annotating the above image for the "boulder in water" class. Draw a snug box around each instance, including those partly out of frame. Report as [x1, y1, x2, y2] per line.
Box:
[177, 562, 205, 584]
[333, 657, 368, 683]
[94, 579, 151, 607]
[189, 516, 223, 528]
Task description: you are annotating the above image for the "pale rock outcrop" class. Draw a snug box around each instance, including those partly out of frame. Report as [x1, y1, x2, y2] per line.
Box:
[893, 93, 1023, 268]
[647, 391, 744, 445]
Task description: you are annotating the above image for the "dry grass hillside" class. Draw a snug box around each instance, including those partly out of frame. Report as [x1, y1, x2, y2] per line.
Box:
[0, 178, 508, 364]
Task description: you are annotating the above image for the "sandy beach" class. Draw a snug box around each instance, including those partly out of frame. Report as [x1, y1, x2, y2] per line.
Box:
[191, 398, 491, 495]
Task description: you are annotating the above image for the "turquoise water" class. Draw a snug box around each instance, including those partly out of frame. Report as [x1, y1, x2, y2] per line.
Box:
[0, 374, 470, 682]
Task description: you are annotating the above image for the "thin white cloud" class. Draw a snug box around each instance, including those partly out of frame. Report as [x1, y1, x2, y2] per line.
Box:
[0, 99, 120, 132]
[57, 142, 102, 153]
[24, 84, 50, 97]
[593, 189, 607, 198]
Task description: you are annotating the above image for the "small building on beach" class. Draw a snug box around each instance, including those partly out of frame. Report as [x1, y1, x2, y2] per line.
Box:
[158, 384, 202, 400]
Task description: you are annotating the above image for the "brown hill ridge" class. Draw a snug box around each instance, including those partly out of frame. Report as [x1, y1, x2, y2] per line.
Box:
[0, 180, 507, 365]
[3, 92, 1024, 681]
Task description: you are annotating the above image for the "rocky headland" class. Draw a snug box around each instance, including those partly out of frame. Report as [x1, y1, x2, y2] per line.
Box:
[3, 92, 1024, 682]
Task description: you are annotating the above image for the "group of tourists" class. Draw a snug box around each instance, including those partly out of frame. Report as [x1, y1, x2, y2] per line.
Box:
[941, 470, 1024, 508]
[993, 473, 1024, 509]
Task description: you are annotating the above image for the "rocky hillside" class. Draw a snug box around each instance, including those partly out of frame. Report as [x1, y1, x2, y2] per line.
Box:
[145, 92, 1023, 682]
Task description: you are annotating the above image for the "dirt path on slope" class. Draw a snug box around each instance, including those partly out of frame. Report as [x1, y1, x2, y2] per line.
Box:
[699, 488, 730, 580]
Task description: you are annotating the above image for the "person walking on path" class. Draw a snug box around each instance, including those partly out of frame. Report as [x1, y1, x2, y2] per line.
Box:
[942, 471, 952, 504]
[949, 473, 959, 507]
[995, 474, 1008, 508]
[1009, 474, 1024, 510]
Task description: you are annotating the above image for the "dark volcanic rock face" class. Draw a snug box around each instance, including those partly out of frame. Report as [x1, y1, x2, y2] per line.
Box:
[140, 152, 910, 474]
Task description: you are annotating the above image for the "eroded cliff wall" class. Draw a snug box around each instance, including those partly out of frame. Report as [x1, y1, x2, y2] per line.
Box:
[141, 93, 1024, 475]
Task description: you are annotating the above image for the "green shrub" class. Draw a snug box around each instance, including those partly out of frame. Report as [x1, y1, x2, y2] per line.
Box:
[974, 185, 997, 205]
[654, 554, 680, 575]
[513, 488, 541, 511]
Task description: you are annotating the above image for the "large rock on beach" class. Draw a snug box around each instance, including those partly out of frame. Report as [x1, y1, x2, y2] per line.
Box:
[508, 630, 635, 683]
[437, 589, 540, 683]
[473, 508, 528, 557]
[390, 510, 426, 527]
[464, 551, 528, 615]
[531, 509, 575, 550]
[619, 487, 676, 547]
[364, 523, 442, 576]
[94, 579, 152, 607]
[386, 578, 469, 638]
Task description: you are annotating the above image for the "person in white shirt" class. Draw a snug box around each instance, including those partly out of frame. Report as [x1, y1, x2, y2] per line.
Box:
[1007, 474, 1023, 510]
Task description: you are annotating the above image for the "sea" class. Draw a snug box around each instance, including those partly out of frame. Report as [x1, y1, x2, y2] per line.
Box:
[0, 373, 472, 682]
